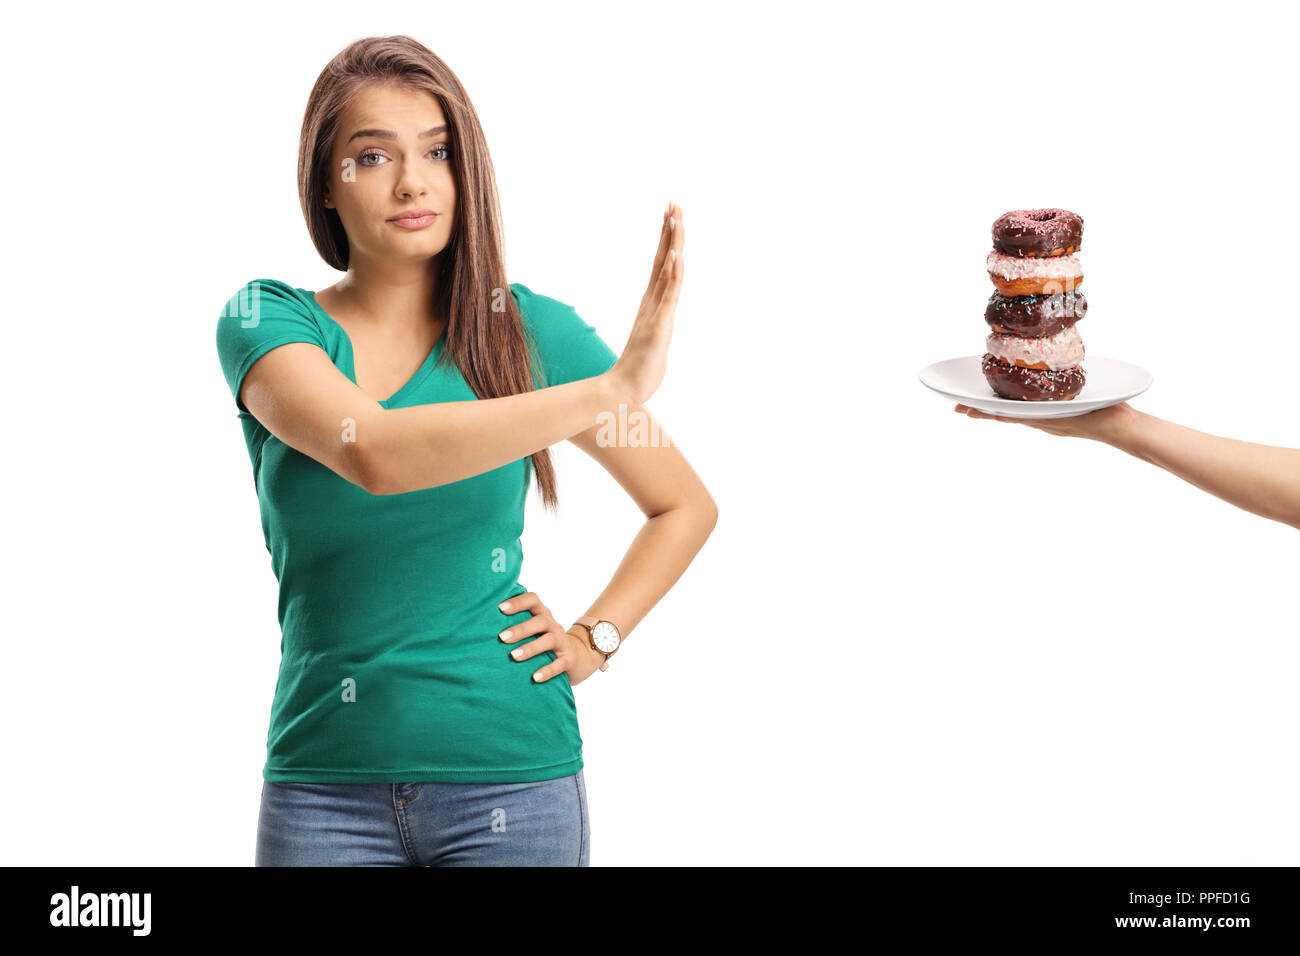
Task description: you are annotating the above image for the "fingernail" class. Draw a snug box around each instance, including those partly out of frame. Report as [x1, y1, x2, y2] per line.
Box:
[511, 648, 522, 659]
[533, 672, 543, 682]
[499, 630, 512, 641]
[499, 601, 510, 611]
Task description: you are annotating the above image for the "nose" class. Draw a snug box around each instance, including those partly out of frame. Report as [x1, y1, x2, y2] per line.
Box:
[395, 162, 429, 201]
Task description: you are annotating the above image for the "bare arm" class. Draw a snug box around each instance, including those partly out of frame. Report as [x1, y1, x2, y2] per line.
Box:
[368, 373, 628, 494]
[1112, 405, 1300, 530]
[955, 401, 1300, 530]
[562, 404, 718, 653]
[238, 343, 626, 494]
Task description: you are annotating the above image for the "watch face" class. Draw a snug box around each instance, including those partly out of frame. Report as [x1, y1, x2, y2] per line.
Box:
[591, 621, 620, 653]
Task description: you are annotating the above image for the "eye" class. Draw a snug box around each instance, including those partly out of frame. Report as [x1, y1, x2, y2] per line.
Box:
[356, 144, 451, 167]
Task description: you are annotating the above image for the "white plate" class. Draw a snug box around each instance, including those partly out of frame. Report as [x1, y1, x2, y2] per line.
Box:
[918, 355, 1153, 419]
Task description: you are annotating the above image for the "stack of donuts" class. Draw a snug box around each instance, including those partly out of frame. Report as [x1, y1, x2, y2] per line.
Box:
[982, 208, 1087, 401]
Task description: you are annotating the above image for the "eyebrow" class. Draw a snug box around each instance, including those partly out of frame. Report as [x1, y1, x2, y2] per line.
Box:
[346, 124, 448, 143]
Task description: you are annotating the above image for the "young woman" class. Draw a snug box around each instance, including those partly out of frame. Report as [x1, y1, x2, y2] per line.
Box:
[215, 36, 715, 866]
[953, 402, 1300, 530]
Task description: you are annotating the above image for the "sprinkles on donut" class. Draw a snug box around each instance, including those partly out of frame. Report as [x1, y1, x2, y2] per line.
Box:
[982, 207, 1088, 401]
[991, 208, 1083, 258]
[986, 250, 1083, 296]
[981, 353, 1085, 401]
[985, 291, 1086, 338]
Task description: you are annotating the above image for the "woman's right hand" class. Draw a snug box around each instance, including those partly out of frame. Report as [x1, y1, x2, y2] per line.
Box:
[608, 203, 685, 406]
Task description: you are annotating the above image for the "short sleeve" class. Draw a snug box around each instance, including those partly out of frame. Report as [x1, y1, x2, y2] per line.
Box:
[512, 282, 618, 389]
[216, 278, 329, 414]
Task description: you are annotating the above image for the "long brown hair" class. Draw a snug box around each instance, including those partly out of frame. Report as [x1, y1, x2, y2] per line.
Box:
[298, 35, 562, 509]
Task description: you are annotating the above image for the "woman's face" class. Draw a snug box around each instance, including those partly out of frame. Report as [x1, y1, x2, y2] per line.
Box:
[323, 83, 456, 266]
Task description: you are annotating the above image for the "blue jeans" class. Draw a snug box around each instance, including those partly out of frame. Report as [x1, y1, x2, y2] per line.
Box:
[255, 769, 589, 866]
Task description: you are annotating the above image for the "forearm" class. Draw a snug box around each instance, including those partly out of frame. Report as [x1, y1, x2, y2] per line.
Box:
[573, 499, 718, 646]
[1110, 406, 1300, 529]
[365, 372, 627, 495]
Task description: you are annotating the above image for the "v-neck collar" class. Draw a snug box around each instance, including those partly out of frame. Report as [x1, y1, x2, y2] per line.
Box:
[302, 288, 446, 407]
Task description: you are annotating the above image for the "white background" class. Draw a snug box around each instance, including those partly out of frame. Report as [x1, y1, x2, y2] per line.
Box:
[2, 0, 1297, 865]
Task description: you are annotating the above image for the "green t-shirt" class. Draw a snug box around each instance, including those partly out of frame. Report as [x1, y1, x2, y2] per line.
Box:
[215, 278, 617, 783]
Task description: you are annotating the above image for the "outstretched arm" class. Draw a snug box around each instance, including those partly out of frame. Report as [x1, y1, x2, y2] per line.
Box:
[955, 402, 1300, 530]
[240, 205, 685, 496]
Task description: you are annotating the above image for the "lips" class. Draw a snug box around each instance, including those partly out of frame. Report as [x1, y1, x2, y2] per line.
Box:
[388, 209, 437, 222]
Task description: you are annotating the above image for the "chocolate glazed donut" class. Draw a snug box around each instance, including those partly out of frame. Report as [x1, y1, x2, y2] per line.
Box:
[992, 208, 1083, 258]
[985, 291, 1087, 338]
[981, 354, 1085, 401]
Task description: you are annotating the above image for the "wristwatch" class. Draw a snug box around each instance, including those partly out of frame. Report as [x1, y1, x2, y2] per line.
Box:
[574, 615, 622, 671]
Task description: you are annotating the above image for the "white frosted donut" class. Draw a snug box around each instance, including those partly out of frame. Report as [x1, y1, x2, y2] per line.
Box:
[985, 324, 1085, 371]
[986, 250, 1083, 281]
